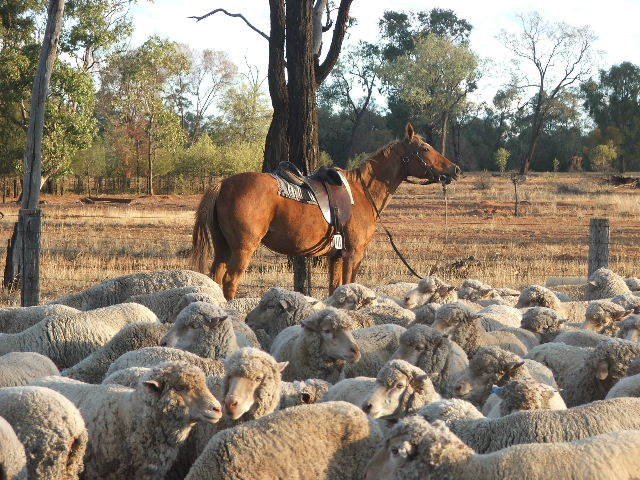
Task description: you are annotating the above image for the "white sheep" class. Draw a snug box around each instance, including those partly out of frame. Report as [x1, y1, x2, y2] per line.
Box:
[279, 379, 331, 409]
[245, 287, 318, 350]
[526, 338, 640, 406]
[0, 304, 78, 333]
[606, 372, 640, 399]
[403, 276, 457, 309]
[223, 296, 261, 315]
[0, 416, 26, 480]
[0, 386, 87, 479]
[185, 402, 382, 480]
[391, 323, 468, 396]
[486, 379, 566, 417]
[618, 314, 640, 341]
[432, 302, 530, 356]
[270, 307, 361, 383]
[626, 277, 640, 291]
[35, 361, 222, 480]
[583, 299, 632, 335]
[324, 359, 440, 419]
[127, 285, 226, 322]
[612, 293, 640, 314]
[105, 346, 225, 380]
[49, 269, 222, 310]
[364, 414, 640, 480]
[372, 282, 419, 303]
[0, 352, 59, 387]
[586, 267, 633, 300]
[516, 285, 589, 322]
[341, 324, 406, 379]
[0, 303, 157, 368]
[419, 396, 640, 454]
[62, 321, 169, 383]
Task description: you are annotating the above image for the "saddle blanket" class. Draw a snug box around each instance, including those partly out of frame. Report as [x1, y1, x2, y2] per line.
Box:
[269, 173, 318, 205]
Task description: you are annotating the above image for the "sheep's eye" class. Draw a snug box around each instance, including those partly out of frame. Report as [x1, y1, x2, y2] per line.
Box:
[255, 376, 264, 382]
[322, 329, 332, 334]
[390, 447, 399, 456]
[174, 385, 186, 392]
[396, 383, 405, 389]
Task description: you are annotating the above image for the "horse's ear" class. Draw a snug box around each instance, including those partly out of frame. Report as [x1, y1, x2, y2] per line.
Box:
[405, 123, 415, 141]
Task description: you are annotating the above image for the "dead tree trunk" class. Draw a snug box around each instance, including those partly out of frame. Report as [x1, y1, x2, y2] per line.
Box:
[4, 0, 65, 306]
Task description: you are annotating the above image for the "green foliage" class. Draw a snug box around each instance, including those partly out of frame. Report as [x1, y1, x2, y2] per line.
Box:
[494, 148, 510, 172]
[552, 158, 560, 172]
[317, 151, 333, 168]
[588, 143, 618, 172]
[176, 134, 218, 177]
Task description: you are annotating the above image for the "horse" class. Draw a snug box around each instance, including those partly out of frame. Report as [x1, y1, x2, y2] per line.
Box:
[192, 123, 460, 300]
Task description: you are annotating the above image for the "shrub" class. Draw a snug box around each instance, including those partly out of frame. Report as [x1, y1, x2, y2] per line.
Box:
[494, 148, 510, 172]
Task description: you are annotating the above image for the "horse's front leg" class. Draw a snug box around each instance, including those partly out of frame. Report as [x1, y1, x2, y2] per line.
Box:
[328, 254, 344, 294]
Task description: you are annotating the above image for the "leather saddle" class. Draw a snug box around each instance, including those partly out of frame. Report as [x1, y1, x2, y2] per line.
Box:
[276, 161, 354, 227]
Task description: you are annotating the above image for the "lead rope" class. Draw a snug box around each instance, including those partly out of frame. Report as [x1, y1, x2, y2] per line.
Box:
[358, 171, 450, 280]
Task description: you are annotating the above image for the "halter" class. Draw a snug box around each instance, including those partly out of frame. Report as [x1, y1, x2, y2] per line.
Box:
[401, 145, 449, 185]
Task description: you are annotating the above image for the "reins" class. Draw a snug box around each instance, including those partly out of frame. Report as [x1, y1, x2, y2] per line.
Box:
[357, 165, 450, 280]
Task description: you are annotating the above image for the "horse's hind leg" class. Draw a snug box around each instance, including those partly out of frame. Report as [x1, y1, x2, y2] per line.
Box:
[328, 254, 343, 294]
[222, 246, 258, 300]
[210, 255, 228, 286]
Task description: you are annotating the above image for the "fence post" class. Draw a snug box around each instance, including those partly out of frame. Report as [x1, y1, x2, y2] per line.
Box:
[588, 218, 610, 277]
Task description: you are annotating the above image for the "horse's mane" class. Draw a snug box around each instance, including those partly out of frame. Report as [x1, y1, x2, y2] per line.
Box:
[351, 135, 419, 172]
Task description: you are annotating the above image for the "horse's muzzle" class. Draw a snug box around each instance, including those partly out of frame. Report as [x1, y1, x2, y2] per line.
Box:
[439, 165, 461, 184]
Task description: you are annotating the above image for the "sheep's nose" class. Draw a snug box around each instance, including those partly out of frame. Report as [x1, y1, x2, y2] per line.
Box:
[350, 346, 361, 361]
[362, 403, 372, 414]
[225, 398, 238, 413]
[159, 338, 167, 347]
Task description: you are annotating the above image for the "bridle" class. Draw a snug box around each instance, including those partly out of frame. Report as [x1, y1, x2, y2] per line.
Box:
[401, 145, 452, 186]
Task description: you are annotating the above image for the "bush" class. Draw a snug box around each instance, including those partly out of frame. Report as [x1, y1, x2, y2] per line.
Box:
[494, 148, 510, 172]
[589, 144, 617, 172]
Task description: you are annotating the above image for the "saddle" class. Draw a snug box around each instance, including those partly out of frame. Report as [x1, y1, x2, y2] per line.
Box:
[275, 161, 354, 229]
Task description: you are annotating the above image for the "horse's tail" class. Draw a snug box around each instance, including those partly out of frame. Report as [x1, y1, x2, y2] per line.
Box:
[192, 181, 222, 273]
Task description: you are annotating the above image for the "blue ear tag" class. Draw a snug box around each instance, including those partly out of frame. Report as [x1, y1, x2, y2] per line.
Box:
[491, 385, 504, 394]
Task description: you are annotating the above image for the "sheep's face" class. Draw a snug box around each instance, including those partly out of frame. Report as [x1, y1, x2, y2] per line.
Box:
[160, 314, 231, 354]
[392, 341, 422, 365]
[301, 313, 360, 362]
[325, 284, 377, 310]
[365, 433, 414, 480]
[224, 362, 288, 420]
[619, 316, 640, 342]
[495, 381, 566, 415]
[451, 371, 486, 403]
[363, 372, 431, 419]
[141, 363, 222, 426]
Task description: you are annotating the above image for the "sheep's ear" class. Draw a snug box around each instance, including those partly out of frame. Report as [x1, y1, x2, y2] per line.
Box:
[595, 360, 609, 380]
[479, 288, 493, 298]
[278, 299, 292, 311]
[411, 374, 431, 393]
[405, 123, 415, 141]
[143, 380, 164, 396]
[499, 361, 525, 383]
[301, 317, 318, 332]
[613, 310, 632, 321]
[588, 281, 597, 287]
[276, 361, 289, 373]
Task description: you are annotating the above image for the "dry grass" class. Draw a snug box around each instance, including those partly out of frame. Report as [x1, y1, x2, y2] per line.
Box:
[1, 172, 639, 306]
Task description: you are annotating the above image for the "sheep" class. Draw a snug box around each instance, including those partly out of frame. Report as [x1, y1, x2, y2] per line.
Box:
[341, 324, 406, 378]
[612, 293, 640, 313]
[476, 304, 523, 329]
[457, 279, 520, 305]
[321, 377, 377, 407]
[516, 284, 588, 322]
[0, 386, 87, 479]
[373, 282, 419, 303]
[552, 329, 614, 348]
[520, 307, 570, 343]
[583, 299, 632, 335]
[391, 324, 468, 396]
[49, 269, 222, 310]
[185, 402, 382, 480]
[362, 360, 441, 418]
[419, 396, 640, 454]
[411, 302, 440, 325]
[0, 416, 26, 480]
[160, 302, 240, 358]
[432, 302, 529, 356]
[487, 379, 566, 417]
[270, 307, 360, 383]
[0, 303, 157, 368]
[127, 285, 226, 322]
[245, 287, 317, 350]
[102, 366, 153, 387]
[403, 276, 457, 309]
[279, 378, 331, 409]
[618, 314, 640, 341]
[0, 304, 78, 333]
[606, 373, 640, 399]
[35, 361, 222, 480]
[62, 322, 170, 383]
[346, 302, 416, 328]
[364, 414, 640, 480]
[526, 338, 640, 406]
[0, 352, 59, 387]
[324, 283, 379, 310]
[586, 267, 632, 300]
[626, 277, 640, 291]
[105, 346, 225, 379]
[452, 346, 556, 409]
[223, 296, 261, 315]
[628, 355, 640, 376]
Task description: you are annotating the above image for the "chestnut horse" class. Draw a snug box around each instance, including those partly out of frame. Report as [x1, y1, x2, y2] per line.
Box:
[192, 124, 460, 299]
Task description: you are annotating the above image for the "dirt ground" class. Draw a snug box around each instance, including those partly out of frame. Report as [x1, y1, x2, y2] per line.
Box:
[1, 172, 639, 305]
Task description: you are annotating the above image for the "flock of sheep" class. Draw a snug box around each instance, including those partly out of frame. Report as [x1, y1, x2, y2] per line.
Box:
[1, 267, 640, 479]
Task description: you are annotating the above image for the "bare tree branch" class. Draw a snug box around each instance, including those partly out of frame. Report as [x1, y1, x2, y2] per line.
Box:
[189, 8, 269, 41]
[316, 0, 354, 84]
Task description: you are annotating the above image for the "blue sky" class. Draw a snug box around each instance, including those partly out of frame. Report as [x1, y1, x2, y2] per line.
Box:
[130, 0, 640, 105]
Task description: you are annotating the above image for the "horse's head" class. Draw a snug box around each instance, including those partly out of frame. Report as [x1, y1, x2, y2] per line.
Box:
[397, 123, 461, 184]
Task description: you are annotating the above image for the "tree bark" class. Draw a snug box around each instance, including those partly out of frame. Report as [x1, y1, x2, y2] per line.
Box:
[441, 112, 449, 156]
[147, 118, 154, 195]
[9, 0, 66, 306]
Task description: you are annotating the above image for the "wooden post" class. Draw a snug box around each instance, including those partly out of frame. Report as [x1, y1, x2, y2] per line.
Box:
[588, 218, 610, 277]
[18, 0, 66, 306]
